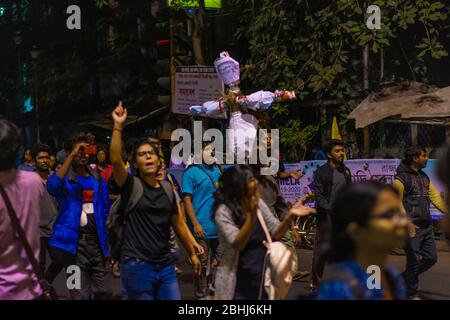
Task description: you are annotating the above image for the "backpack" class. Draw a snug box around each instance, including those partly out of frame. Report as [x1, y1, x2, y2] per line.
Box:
[256, 209, 296, 300]
[107, 176, 174, 260]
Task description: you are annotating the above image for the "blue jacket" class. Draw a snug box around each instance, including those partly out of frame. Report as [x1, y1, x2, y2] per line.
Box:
[47, 166, 111, 256]
[316, 260, 407, 300]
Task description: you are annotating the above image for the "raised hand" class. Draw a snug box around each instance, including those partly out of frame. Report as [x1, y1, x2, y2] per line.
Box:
[289, 200, 316, 218]
[112, 101, 127, 125]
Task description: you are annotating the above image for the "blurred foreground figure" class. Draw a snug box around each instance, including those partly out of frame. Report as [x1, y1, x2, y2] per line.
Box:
[0, 118, 44, 300]
[214, 165, 314, 300]
[316, 182, 408, 300]
[436, 147, 450, 237]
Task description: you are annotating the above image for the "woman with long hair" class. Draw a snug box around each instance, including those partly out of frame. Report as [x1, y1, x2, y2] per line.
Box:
[18, 148, 36, 172]
[95, 146, 113, 182]
[110, 102, 201, 300]
[316, 181, 408, 300]
[214, 165, 315, 300]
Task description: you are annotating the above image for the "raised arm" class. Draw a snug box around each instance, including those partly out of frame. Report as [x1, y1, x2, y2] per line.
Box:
[110, 102, 129, 188]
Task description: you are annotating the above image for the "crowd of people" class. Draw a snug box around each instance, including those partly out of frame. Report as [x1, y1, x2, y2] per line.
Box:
[0, 105, 449, 300]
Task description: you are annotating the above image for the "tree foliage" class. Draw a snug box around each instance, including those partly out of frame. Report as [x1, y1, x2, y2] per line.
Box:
[228, 0, 449, 114]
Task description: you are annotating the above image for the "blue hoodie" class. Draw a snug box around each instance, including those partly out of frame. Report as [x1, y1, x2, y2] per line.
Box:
[47, 166, 111, 256]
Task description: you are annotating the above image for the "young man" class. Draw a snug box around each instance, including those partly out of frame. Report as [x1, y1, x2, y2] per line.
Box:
[182, 142, 222, 300]
[394, 147, 447, 300]
[0, 118, 44, 300]
[31, 143, 59, 273]
[310, 139, 352, 291]
[46, 134, 111, 300]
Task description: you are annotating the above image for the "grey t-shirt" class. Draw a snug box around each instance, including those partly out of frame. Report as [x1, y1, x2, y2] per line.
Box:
[330, 169, 347, 206]
[40, 182, 58, 237]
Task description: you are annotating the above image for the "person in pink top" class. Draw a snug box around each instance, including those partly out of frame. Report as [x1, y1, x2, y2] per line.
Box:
[0, 118, 44, 300]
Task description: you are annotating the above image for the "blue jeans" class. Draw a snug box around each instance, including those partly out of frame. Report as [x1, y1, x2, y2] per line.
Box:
[121, 257, 181, 300]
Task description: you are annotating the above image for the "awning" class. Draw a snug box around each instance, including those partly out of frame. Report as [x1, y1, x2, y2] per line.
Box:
[348, 82, 450, 128]
[77, 106, 169, 130]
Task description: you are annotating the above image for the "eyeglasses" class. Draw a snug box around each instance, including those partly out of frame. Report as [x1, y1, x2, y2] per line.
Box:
[137, 150, 157, 157]
[373, 209, 405, 221]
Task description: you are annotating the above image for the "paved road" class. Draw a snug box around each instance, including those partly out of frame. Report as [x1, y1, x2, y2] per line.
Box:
[51, 240, 450, 300]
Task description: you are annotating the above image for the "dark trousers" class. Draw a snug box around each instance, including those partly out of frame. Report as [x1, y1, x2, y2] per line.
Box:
[69, 237, 111, 300]
[45, 246, 74, 284]
[403, 224, 438, 297]
[311, 214, 332, 287]
[40, 236, 51, 273]
[45, 237, 111, 300]
[194, 238, 219, 300]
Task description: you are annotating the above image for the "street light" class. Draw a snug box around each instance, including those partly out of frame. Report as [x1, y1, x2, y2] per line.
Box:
[30, 45, 41, 143]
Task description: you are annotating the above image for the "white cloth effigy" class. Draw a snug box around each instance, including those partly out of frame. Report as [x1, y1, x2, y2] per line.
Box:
[189, 90, 279, 118]
[189, 90, 280, 160]
[227, 111, 259, 161]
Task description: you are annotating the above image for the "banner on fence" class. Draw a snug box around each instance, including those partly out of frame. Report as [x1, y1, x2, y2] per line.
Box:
[277, 159, 445, 219]
[169, 159, 446, 219]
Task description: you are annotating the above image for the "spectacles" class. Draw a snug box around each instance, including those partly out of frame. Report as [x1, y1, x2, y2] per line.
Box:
[373, 209, 405, 221]
[137, 150, 157, 157]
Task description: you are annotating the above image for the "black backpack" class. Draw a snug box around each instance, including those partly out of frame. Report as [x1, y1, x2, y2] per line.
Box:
[107, 176, 174, 260]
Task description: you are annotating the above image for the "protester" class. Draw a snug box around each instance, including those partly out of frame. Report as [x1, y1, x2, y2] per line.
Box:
[86, 131, 96, 146]
[56, 139, 70, 164]
[18, 148, 36, 172]
[250, 161, 309, 280]
[0, 118, 44, 300]
[157, 157, 205, 275]
[265, 132, 303, 180]
[214, 165, 315, 300]
[96, 146, 113, 182]
[110, 102, 201, 300]
[169, 140, 186, 169]
[394, 146, 447, 299]
[45, 134, 112, 300]
[49, 154, 57, 172]
[316, 182, 408, 300]
[182, 142, 222, 300]
[311, 139, 352, 291]
[31, 143, 58, 273]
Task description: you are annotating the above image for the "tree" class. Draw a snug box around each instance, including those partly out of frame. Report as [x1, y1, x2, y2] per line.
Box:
[227, 0, 449, 141]
[168, 0, 207, 65]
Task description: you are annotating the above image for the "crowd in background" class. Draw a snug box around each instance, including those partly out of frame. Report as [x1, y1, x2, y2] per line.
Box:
[0, 106, 449, 300]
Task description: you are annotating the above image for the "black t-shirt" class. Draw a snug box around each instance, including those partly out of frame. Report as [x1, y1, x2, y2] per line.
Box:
[120, 175, 177, 263]
[235, 218, 268, 299]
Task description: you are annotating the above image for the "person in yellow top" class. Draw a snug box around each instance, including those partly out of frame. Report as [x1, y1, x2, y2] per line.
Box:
[436, 147, 450, 238]
[393, 146, 447, 300]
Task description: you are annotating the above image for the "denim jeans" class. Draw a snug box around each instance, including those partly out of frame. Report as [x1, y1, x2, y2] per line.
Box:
[121, 257, 181, 300]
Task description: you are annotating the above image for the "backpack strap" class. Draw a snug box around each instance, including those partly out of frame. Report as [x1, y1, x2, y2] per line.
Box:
[193, 164, 218, 190]
[126, 176, 144, 212]
[0, 184, 53, 297]
[108, 175, 144, 226]
[160, 180, 176, 212]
